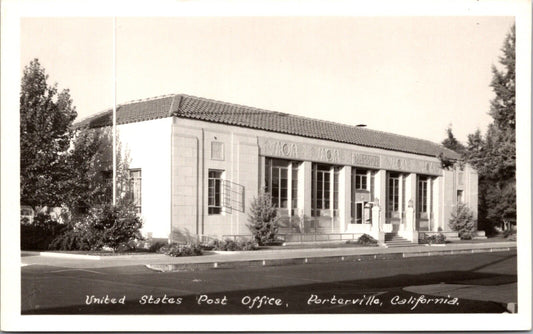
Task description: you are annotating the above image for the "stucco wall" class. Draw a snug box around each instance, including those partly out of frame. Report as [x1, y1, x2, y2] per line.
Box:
[118, 117, 172, 239]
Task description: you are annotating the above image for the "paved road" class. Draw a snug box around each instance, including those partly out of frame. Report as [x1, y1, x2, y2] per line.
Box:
[21, 250, 516, 314]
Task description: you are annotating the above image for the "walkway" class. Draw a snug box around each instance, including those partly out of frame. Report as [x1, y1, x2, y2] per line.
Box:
[20, 241, 516, 271]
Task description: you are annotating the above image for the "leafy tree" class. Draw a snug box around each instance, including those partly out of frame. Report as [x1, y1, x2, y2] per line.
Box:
[62, 127, 131, 216]
[20, 59, 77, 207]
[49, 202, 143, 251]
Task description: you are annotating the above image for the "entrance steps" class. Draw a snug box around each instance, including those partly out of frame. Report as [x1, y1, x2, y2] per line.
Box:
[384, 233, 416, 248]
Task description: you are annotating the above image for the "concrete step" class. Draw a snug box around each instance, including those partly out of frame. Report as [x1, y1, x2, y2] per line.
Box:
[384, 235, 416, 248]
[385, 244, 418, 248]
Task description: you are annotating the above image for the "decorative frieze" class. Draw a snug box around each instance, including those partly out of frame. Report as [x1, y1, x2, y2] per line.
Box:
[258, 137, 442, 175]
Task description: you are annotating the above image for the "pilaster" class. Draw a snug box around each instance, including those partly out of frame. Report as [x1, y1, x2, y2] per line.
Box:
[339, 166, 351, 232]
[405, 173, 417, 232]
[300, 161, 312, 218]
[374, 169, 387, 229]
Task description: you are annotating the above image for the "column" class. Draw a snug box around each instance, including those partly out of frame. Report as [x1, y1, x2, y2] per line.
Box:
[432, 176, 441, 232]
[298, 161, 312, 232]
[405, 173, 418, 242]
[372, 169, 387, 243]
[398, 174, 404, 230]
[339, 166, 351, 233]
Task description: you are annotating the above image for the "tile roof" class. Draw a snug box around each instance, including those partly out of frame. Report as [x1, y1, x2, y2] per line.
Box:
[74, 94, 460, 159]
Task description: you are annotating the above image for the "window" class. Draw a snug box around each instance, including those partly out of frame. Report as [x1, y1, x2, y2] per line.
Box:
[457, 190, 464, 203]
[312, 164, 340, 217]
[370, 172, 375, 200]
[388, 173, 400, 213]
[291, 164, 299, 214]
[351, 169, 372, 223]
[265, 158, 300, 212]
[354, 170, 368, 190]
[129, 169, 142, 213]
[418, 177, 428, 213]
[313, 164, 331, 214]
[208, 170, 223, 214]
[401, 176, 406, 212]
[333, 167, 339, 216]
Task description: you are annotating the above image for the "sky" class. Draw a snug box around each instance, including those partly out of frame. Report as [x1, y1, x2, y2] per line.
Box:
[20, 16, 514, 144]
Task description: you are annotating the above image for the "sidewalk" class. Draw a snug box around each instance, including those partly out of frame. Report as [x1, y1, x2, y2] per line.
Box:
[21, 241, 516, 271]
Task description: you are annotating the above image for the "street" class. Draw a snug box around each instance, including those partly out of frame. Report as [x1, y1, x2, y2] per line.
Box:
[21, 250, 516, 314]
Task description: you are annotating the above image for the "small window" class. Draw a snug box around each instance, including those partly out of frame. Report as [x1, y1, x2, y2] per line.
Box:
[129, 169, 142, 213]
[355, 172, 367, 190]
[457, 190, 464, 203]
[208, 170, 223, 214]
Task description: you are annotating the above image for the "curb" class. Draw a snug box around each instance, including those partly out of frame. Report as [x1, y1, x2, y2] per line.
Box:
[146, 246, 516, 272]
[39, 252, 102, 260]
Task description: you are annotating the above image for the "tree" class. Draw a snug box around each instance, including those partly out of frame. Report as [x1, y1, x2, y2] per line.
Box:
[458, 25, 516, 233]
[481, 25, 516, 231]
[20, 59, 77, 207]
[441, 126, 465, 154]
[62, 127, 131, 216]
[247, 191, 279, 245]
[439, 25, 516, 234]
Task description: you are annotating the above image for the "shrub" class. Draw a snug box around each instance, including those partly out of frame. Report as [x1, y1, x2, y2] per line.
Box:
[247, 191, 279, 245]
[50, 203, 143, 251]
[21, 213, 67, 250]
[209, 239, 259, 251]
[161, 243, 203, 257]
[356, 233, 378, 246]
[148, 241, 167, 253]
[421, 233, 447, 244]
[448, 203, 477, 240]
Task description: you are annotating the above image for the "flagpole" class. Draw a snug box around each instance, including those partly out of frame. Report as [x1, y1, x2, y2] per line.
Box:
[112, 16, 117, 206]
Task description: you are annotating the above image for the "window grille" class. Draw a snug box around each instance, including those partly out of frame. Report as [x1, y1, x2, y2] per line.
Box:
[222, 180, 245, 213]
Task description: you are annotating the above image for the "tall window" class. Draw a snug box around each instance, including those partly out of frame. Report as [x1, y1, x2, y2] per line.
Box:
[418, 177, 428, 213]
[129, 169, 142, 213]
[312, 164, 340, 217]
[370, 172, 375, 200]
[208, 170, 223, 214]
[265, 158, 299, 212]
[291, 163, 299, 214]
[401, 176, 406, 213]
[333, 167, 339, 217]
[313, 164, 330, 214]
[272, 162, 288, 208]
[388, 173, 400, 214]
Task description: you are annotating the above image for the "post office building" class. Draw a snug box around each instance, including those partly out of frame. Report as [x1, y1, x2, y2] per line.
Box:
[77, 94, 479, 245]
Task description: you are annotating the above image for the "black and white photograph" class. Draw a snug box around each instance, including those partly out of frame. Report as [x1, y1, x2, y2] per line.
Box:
[1, 0, 531, 332]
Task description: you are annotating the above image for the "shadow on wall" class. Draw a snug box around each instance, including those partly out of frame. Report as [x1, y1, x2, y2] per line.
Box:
[169, 228, 197, 243]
